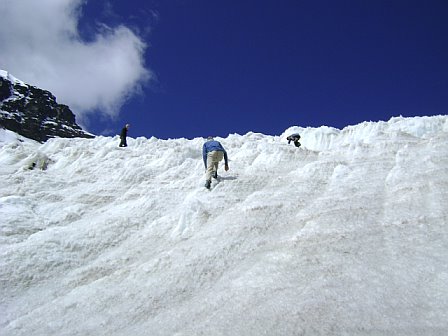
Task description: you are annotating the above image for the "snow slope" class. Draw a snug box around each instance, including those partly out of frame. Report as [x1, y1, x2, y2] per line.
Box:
[1, 116, 448, 336]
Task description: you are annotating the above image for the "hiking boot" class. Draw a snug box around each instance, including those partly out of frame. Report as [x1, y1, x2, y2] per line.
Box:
[213, 171, 218, 179]
[205, 180, 211, 189]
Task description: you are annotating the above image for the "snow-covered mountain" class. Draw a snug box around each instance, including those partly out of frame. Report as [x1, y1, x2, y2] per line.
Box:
[1, 116, 447, 336]
[0, 70, 93, 142]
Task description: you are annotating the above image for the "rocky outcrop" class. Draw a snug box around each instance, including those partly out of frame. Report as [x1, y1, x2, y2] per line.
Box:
[0, 70, 94, 142]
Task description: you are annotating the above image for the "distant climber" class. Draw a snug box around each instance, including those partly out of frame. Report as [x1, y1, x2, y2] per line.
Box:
[287, 133, 301, 148]
[119, 124, 130, 147]
[202, 136, 229, 189]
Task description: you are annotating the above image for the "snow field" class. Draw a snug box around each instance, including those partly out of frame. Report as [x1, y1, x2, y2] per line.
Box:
[1, 115, 448, 335]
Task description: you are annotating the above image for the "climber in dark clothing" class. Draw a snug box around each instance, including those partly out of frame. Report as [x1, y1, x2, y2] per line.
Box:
[119, 124, 130, 147]
[286, 133, 301, 148]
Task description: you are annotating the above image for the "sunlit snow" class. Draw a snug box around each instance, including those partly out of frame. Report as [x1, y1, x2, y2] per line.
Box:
[1, 116, 448, 335]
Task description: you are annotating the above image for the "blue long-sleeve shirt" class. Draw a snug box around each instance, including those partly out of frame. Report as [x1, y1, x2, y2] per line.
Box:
[202, 140, 228, 168]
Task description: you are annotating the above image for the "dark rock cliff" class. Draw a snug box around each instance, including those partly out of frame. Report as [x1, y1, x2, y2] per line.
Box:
[0, 71, 94, 142]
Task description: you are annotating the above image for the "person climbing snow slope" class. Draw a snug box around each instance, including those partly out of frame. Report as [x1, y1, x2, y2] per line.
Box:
[202, 136, 229, 189]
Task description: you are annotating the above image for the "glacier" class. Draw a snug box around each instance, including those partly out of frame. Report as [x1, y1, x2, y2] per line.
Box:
[1, 115, 447, 335]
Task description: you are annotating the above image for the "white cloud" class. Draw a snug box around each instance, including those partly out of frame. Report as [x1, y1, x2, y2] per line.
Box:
[0, 0, 152, 124]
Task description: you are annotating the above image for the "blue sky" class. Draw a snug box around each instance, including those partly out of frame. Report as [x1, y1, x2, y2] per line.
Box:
[2, 0, 447, 139]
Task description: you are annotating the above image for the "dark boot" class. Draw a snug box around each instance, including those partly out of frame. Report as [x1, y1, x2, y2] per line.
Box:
[205, 180, 211, 189]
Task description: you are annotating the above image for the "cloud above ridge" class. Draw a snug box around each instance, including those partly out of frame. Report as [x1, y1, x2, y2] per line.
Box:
[0, 0, 152, 124]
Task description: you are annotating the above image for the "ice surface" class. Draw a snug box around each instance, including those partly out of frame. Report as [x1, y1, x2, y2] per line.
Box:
[1, 116, 448, 335]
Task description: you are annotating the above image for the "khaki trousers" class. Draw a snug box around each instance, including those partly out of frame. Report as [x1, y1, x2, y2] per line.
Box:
[206, 150, 224, 181]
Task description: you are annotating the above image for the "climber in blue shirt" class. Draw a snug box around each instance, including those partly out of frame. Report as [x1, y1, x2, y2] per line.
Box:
[202, 136, 229, 189]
